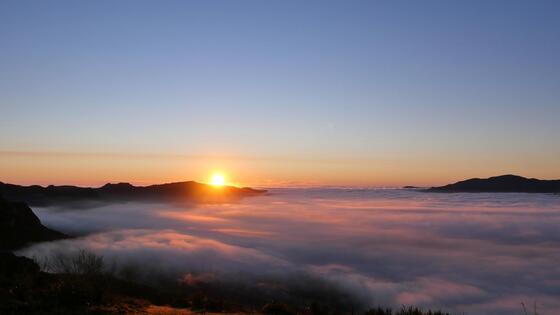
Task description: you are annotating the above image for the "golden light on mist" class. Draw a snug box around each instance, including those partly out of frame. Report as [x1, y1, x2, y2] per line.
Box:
[210, 173, 226, 186]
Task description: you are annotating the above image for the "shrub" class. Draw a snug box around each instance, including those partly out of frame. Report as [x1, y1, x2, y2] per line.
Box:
[44, 249, 105, 275]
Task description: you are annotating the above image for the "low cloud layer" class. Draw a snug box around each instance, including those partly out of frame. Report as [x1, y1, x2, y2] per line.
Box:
[18, 189, 560, 314]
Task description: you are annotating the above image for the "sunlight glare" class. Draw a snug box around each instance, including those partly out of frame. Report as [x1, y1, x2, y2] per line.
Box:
[210, 173, 226, 186]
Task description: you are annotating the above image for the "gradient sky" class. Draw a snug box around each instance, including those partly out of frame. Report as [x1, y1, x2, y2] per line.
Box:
[1, 0, 559, 187]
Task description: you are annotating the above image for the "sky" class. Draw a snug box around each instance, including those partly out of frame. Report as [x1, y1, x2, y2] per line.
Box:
[1, 0, 559, 187]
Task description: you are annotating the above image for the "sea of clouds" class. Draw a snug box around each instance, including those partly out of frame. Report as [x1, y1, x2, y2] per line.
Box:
[17, 189, 560, 314]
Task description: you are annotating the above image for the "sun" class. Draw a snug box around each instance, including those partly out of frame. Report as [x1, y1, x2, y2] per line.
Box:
[210, 173, 226, 186]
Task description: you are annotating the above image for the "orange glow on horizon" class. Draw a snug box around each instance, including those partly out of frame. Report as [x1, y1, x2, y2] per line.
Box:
[1, 150, 559, 188]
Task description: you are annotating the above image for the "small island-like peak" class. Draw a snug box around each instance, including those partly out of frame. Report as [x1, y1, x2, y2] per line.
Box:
[428, 175, 560, 193]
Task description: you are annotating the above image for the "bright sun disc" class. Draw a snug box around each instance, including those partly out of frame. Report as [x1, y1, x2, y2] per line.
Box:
[210, 174, 225, 186]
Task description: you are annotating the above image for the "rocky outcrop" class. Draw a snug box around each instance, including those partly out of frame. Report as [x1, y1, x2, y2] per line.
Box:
[0, 196, 67, 250]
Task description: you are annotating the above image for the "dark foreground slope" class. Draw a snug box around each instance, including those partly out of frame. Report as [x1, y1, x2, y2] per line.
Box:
[428, 174, 560, 193]
[0, 181, 267, 207]
[0, 196, 67, 250]
[0, 251, 451, 315]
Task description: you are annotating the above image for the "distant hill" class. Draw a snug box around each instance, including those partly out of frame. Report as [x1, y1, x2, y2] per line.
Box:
[0, 181, 267, 207]
[428, 175, 560, 193]
[0, 196, 67, 250]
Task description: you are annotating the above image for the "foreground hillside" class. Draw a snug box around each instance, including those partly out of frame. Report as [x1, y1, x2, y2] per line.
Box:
[0, 250, 451, 315]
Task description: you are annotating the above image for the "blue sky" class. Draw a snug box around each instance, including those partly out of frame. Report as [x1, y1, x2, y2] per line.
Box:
[1, 0, 559, 186]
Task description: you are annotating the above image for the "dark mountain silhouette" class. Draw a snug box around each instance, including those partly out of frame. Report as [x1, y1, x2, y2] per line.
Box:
[0, 181, 267, 207]
[428, 175, 560, 193]
[0, 196, 67, 250]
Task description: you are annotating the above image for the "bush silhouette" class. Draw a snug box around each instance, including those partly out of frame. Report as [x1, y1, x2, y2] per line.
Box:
[47, 249, 105, 275]
[363, 305, 450, 315]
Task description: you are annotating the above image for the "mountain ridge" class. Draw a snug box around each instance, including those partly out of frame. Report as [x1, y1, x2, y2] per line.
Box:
[0, 181, 267, 206]
[428, 174, 560, 193]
